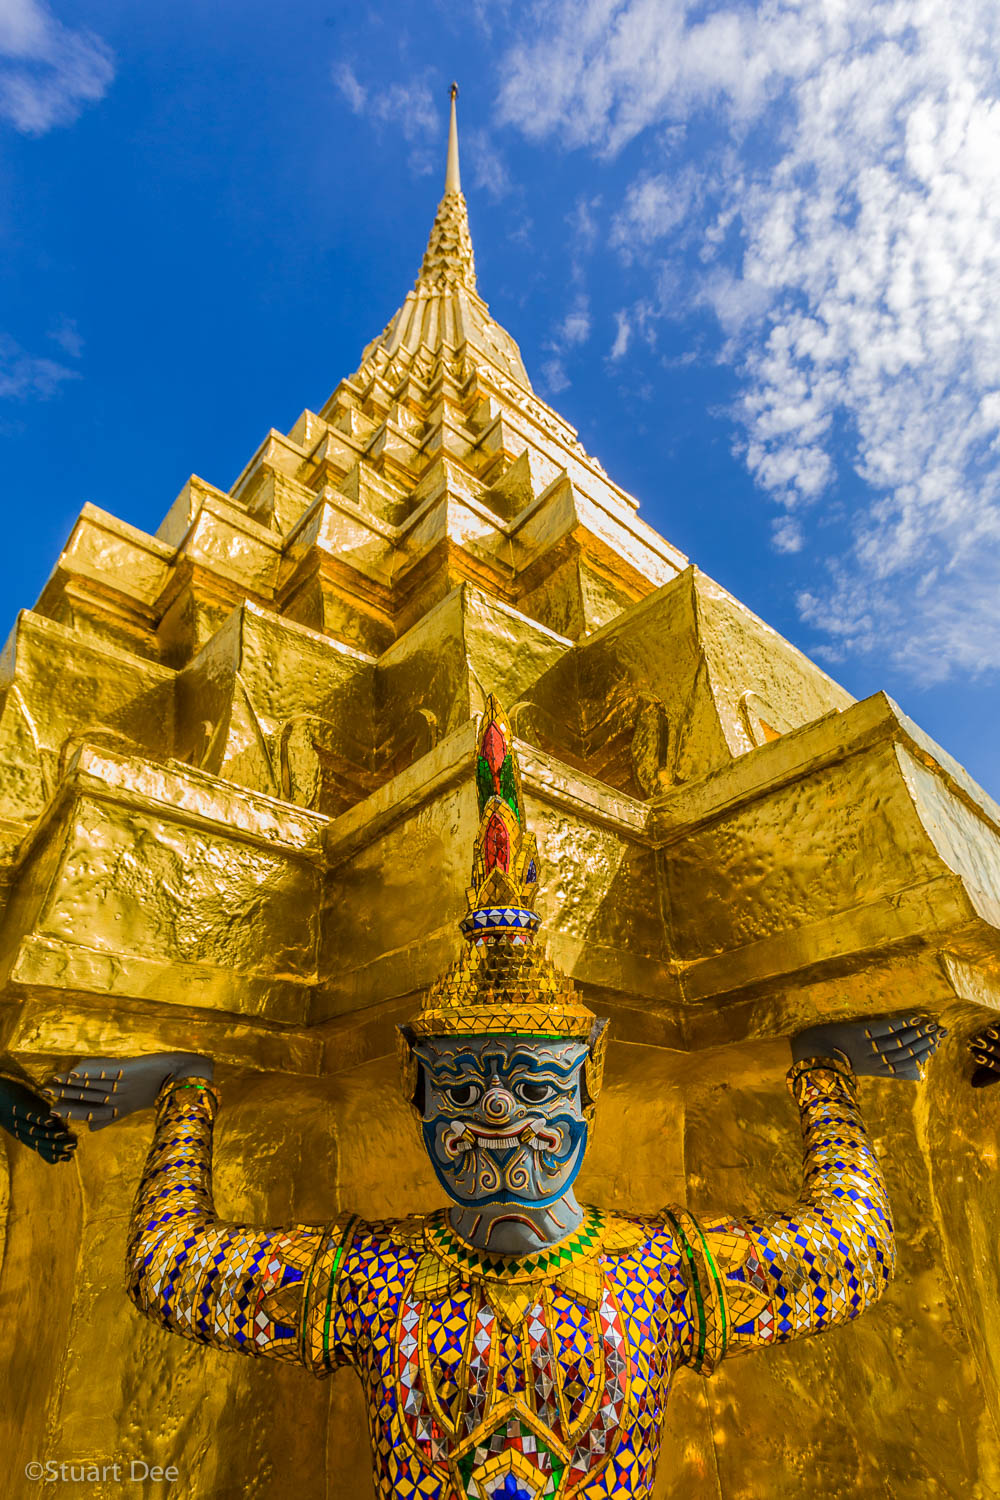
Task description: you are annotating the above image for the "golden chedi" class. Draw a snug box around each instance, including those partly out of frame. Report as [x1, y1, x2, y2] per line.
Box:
[1, 85, 999, 1499]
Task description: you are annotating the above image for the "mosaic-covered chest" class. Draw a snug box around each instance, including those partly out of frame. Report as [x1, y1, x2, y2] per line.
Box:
[305, 1207, 697, 1500]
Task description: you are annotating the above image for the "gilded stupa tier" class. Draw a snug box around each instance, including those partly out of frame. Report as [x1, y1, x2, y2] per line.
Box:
[2, 86, 1000, 1500]
[2, 84, 999, 1027]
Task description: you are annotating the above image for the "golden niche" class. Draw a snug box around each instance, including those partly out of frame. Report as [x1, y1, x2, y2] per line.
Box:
[1, 87, 999, 1500]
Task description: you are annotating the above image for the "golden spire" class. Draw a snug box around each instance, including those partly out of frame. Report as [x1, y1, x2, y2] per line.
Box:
[445, 82, 461, 194]
[417, 83, 477, 293]
[362, 81, 532, 386]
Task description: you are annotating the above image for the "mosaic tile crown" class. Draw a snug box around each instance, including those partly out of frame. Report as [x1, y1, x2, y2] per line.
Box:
[409, 696, 598, 1045]
[412, 932, 595, 1041]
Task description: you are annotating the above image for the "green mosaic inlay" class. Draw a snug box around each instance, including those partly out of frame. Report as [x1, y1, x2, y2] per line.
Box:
[664, 1210, 707, 1368]
[690, 1215, 727, 1353]
[321, 1216, 357, 1362]
[428, 1206, 605, 1279]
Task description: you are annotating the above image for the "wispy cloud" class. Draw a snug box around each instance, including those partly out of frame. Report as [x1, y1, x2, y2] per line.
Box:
[467, 126, 512, 200]
[0, 335, 78, 399]
[541, 356, 570, 394]
[333, 60, 439, 143]
[556, 294, 591, 348]
[569, 195, 601, 253]
[540, 291, 592, 398]
[610, 169, 700, 256]
[497, 0, 1000, 683]
[538, 201, 604, 397]
[0, 0, 113, 134]
[47, 316, 83, 358]
[332, 59, 366, 114]
[609, 310, 631, 362]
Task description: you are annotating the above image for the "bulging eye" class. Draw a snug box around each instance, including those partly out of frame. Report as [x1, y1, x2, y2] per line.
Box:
[444, 1083, 481, 1109]
[515, 1081, 555, 1105]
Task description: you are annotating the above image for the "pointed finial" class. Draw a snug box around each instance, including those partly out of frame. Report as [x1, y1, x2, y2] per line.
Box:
[415, 82, 476, 291]
[445, 82, 461, 195]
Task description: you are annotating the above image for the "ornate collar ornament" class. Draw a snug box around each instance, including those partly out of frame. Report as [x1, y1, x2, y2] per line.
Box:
[398, 697, 608, 1121]
[401, 1206, 647, 1326]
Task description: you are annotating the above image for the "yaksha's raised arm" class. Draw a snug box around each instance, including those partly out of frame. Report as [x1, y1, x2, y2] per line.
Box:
[51, 1052, 333, 1367]
[675, 1015, 942, 1369]
[128, 1063, 327, 1363]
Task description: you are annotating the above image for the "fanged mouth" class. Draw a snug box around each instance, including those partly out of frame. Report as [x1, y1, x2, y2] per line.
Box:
[443, 1120, 562, 1154]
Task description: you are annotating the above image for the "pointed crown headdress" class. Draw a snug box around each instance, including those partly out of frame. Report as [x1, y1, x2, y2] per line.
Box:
[400, 698, 608, 1115]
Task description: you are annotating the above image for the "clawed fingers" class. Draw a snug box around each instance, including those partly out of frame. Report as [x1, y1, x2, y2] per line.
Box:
[865, 1016, 946, 1069]
[868, 1022, 936, 1051]
[48, 1101, 119, 1129]
[10, 1102, 76, 1137]
[48, 1084, 116, 1109]
[14, 1122, 76, 1146]
[865, 1014, 946, 1042]
[47, 1067, 122, 1109]
[868, 1031, 945, 1075]
[863, 1015, 924, 1041]
[969, 1027, 1000, 1087]
[10, 1109, 77, 1157]
[49, 1066, 122, 1090]
[36, 1137, 77, 1163]
[47, 1061, 123, 1095]
[887, 1059, 924, 1081]
[47, 1092, 115, 1116]
[868, 1038, 944, 1081]
[872, 1034, 940, 1064]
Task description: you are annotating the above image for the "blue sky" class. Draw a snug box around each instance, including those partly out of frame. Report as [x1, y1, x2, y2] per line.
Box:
[2, 0, 999, 794]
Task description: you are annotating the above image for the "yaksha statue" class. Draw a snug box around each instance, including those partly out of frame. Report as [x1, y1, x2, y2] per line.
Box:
[51, 698, 946, 1500]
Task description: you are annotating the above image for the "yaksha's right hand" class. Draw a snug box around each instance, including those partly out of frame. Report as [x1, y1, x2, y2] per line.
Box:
[44, 1053, 214, 1130]
[0, 1073, 76, 1163]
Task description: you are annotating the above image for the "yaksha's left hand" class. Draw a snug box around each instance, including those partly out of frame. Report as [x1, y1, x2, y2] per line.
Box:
[790, 1012, 946, 1080]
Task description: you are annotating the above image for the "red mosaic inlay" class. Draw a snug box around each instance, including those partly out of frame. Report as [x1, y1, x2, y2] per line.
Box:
[484, 810, 510, 873]
[482, 720, 506, 790]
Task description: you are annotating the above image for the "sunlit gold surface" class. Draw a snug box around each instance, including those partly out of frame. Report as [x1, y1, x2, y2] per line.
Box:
[2, 126, 1000, 1500]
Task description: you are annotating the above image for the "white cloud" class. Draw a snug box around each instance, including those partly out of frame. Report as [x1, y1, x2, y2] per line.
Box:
[333, 60, 439, 144]
[0, 0, 113, 134]
[497, 0, 1000, 683]
[0, 335, 77, 398]
[569, 195, 601, 253]
[772, 516, 804, 555]
[611, 169, 699, 254]
[557, 295, 591, 347]
[332, 60, 366, 115]
[47, 316, 83, 358]
[540, 292, 593, 395]
[541, 356, 570, 394]
[468, 126, 512, 200]
[610, 310, 631, 361]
